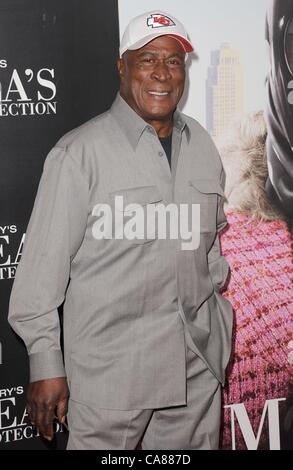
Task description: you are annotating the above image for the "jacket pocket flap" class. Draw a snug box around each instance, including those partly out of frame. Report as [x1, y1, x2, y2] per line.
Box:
[189, 178, 224, 196]
[109, 185, 163, 210]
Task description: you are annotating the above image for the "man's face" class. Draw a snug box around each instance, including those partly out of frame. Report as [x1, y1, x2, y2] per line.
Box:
[117, 36, 186, 124]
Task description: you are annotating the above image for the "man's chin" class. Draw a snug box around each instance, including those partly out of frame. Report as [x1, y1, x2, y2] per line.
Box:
[142, 106, 175, 122]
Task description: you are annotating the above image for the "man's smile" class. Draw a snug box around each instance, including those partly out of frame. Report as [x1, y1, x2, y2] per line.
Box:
[147, 90, 170, 96]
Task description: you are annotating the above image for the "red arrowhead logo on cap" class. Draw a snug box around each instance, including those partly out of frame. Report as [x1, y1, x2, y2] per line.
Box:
[147, 14, 176, 28]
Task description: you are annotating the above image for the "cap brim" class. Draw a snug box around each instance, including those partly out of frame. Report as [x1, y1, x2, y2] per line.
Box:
[120, 32, 194, 57]
[166, 34, 194, 53]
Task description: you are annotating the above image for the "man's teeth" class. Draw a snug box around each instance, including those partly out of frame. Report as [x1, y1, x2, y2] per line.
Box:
[148, 91, 169, 96]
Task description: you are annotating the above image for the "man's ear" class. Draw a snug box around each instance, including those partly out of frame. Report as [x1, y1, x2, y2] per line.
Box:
[117, 58, 125, 79]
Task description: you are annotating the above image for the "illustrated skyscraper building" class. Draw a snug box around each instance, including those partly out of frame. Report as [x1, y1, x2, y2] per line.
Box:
[206, 43, 244, 138]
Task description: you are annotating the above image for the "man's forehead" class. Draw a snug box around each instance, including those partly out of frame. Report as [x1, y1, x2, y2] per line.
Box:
[132, 36, 186, 56]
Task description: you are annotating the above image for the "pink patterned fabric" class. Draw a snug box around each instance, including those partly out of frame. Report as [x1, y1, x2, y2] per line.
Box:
[219, 210, 293, 449]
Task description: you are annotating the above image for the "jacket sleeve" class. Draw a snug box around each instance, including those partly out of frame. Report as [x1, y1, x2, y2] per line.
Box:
[8, 146, 89, 382]
[207, 166, 230, 291]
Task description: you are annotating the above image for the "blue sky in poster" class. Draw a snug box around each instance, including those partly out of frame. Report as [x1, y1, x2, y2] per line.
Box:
[118, 0, 269, 126]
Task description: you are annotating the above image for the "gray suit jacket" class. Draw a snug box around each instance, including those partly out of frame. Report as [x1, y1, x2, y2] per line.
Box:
[8, 93, 233, 410]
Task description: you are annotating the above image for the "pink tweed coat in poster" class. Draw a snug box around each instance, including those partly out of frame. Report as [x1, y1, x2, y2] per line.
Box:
[219, 210, 292, 450]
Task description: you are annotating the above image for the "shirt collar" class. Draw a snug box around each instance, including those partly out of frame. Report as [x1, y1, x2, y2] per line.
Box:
[110, 92, 190, 150]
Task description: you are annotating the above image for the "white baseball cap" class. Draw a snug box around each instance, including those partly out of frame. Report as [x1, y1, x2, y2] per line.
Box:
[119, 11, 194, 57]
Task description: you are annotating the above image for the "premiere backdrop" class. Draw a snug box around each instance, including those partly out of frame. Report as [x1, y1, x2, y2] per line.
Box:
[119, 0, 293, 450]
[0, 0, 119, 449]
[119, 0, 293, 451]
[0, 0, 292, 450]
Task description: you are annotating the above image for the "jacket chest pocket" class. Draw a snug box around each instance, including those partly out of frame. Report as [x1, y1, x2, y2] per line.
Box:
[188, 178, 224, 234]
[108, 185, 163, 246]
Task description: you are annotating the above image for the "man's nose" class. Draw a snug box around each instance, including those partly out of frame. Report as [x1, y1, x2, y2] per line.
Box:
[151, 61, 171, 81]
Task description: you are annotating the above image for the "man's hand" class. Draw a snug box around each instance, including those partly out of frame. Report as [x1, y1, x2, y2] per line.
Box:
[27, 377, 69, 441]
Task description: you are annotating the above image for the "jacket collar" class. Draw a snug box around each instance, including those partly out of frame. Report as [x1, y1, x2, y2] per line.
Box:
[110, 92, 190, 150]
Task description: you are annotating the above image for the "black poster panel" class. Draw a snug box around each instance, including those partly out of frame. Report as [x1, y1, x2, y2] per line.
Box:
[0, 0, 119, 449]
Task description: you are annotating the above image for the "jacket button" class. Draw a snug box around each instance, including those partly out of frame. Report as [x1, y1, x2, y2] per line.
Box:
[158, 151, 164, 157]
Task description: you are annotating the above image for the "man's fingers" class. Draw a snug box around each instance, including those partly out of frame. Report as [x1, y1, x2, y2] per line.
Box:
[35, 405, 55, 440]
[27, 402, 36, 425]
[26, 378, 69, 439]
[56, 397, 68, 424]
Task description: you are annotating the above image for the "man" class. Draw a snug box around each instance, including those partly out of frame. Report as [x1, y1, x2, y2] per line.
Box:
[8, 11, 233, 450]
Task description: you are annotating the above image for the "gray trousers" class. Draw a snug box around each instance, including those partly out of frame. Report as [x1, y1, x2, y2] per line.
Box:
[66, 336, 221, 450]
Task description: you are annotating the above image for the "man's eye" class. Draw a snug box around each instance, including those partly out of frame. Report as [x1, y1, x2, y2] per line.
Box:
[167, 59, 181, 65]
[143, 58, 155, 63]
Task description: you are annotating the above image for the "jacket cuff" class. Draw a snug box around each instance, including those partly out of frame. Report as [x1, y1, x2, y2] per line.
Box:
[29, 350, 66, 383]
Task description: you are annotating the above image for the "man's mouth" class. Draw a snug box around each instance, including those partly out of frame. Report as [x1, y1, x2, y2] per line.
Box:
[147, 91, 170, 96]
